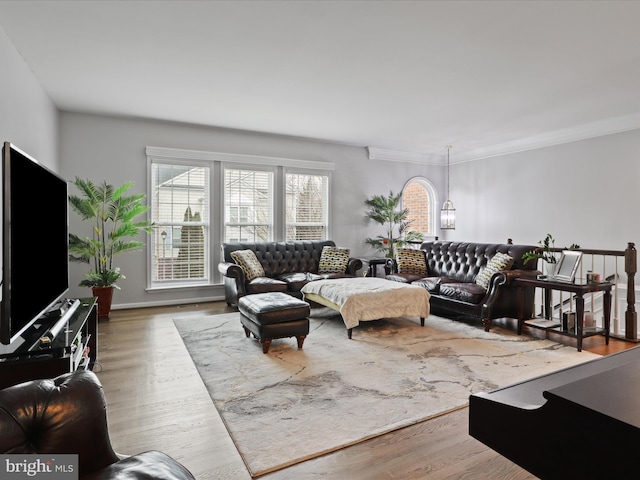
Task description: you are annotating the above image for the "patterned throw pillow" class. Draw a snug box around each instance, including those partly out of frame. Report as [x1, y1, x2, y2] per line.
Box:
[396, 248, 427, 275]
[318, 246, 350, 274]
[230, 249, 265, 281]
[475, 252, 515, 290]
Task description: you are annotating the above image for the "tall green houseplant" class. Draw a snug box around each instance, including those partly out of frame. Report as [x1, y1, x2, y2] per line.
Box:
[68, 178, 153, 317]
[364, 191, 424, 259]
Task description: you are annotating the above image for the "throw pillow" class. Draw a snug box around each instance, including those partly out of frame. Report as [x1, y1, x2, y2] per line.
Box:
[475, 252, 515, 290]
[230, 249, 265, 281]
[318, 246, 350, 274]
[396, 248, 427, 275]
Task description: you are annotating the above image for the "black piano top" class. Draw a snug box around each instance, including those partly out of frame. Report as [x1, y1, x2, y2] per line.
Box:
[472, 345, 640, 409]
[469, 346, 640, 479]
[546, 359, 640, 428]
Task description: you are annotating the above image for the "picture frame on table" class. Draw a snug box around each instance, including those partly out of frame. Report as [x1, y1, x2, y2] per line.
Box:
[552, 250, 583, 282]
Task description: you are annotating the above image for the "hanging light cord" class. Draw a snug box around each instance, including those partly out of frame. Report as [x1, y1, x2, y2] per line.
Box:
[446, 145, 451, 200]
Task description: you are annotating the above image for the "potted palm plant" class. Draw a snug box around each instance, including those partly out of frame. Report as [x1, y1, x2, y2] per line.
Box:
[364, 191, 424, 265]
[68, 178, 153, 319]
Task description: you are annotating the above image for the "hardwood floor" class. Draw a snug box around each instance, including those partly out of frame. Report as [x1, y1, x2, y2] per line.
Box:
[97, 302, 636, 480]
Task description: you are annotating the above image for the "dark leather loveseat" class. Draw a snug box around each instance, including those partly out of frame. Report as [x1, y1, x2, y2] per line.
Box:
[0, 370, 195, 480]
[219, 240, 362, 307]
[386, 240, 540, 331]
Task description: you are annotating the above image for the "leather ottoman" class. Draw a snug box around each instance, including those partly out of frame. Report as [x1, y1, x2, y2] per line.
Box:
[238, 292, 310, 353]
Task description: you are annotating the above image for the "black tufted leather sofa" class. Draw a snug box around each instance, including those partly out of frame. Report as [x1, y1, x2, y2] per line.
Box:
[218, 240, 362, 307]
[386, 241, 540, 331]
[0, 370, 195, 480]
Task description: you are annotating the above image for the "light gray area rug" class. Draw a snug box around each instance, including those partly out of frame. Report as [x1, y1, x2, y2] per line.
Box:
[174, 311, 599, 478]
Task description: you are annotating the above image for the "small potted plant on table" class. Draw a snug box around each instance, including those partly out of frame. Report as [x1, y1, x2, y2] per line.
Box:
[522, 233, 580, 276]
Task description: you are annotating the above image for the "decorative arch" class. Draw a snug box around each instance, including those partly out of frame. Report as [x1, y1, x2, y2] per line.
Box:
[401, 176, 438, 238]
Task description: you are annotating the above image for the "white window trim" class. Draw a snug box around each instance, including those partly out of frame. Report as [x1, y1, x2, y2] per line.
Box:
[146, 158, 212, 290]
[222, 162, 276, 243]
[145, 146, 335, 171]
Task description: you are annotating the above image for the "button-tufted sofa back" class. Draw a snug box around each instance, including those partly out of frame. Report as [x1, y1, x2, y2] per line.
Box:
[0, 371, 196, 479]
[221, 240, 337, 276]
[421, 241, 538, 283]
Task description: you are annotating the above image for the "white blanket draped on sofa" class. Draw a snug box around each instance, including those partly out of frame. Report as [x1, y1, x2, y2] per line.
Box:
[301, 277, 430, 329]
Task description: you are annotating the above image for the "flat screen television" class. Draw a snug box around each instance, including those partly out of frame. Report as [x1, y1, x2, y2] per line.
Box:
[0, 142, 69, 345]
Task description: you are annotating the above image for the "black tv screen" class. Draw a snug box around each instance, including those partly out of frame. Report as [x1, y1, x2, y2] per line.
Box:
[1, 142, 69, 345]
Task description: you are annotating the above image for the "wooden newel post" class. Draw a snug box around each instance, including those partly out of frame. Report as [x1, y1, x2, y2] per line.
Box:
[625, 242, 637, 340]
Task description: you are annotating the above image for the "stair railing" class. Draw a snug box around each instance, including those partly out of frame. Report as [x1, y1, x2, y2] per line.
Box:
[532, 242, 637, 341]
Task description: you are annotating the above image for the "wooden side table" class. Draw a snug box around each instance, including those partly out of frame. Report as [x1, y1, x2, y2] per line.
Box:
[362, 257, 388, 277]
[513, 277, 612, 351]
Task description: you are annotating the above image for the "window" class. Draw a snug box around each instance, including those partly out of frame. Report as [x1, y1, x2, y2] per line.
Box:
[285, 171, 328, 241]
[402, 177, 436, 237]
[146, 146, 334, 288]
[150, 162, 209, 286]
[224, 167, 274, 242]
[229, 206, 249, 224]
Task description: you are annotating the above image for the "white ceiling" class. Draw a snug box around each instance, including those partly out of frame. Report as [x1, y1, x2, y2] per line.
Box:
[1, 0, 640, 163]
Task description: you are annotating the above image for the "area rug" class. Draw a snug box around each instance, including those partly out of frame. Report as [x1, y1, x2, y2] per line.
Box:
[174, 311, 599, 478]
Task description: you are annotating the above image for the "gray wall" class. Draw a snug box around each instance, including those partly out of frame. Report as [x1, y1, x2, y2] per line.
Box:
[59, 112, 440, 307]
[59, 111, 640, 309]
[0, 26, 58, 168]
[448, 129, 640, 250]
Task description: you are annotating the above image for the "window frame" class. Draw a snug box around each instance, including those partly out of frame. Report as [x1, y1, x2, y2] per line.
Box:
[222, 163, 276, 243]
[147, 159, 211, 289]
[401, 176, 438, 239]
[283, 167, 331, 242]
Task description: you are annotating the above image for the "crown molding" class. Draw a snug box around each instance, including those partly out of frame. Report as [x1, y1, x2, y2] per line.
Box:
[367, 147, 441, 165]
[456, 112, 640, 163]
[369, 112, 640, 165]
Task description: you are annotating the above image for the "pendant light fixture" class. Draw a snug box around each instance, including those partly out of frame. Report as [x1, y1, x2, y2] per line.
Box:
[440, 145, 456, 230]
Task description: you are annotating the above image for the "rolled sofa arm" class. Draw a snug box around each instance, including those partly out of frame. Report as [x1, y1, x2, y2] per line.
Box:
[218, 261, 244, 279]
[480, 269, 541, 331]
[218, 261, 247, 306]
[385, 258, 396, 274]
[347, 258, 363, 276]
[499, 269, 542, 282]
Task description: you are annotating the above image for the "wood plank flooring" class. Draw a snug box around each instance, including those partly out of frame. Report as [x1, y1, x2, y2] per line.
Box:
[96, 302, 636, 480]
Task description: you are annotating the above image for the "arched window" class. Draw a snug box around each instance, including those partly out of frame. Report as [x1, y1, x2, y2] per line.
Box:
[402, 177, 437, 237]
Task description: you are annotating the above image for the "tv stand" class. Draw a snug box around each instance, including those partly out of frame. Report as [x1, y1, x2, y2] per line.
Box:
[42, 297, 79, 320]
[41, 298, 81, 343]
[0, 297, 97, 390]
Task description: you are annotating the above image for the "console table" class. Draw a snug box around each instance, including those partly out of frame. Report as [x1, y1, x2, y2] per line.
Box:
[512, 277, 612, 351]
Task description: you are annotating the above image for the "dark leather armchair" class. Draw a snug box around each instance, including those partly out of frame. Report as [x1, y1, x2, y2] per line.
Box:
[0, 370, 195, 480]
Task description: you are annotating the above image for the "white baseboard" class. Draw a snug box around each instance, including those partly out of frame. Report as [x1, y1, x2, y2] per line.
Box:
[110, 294, 227, 311]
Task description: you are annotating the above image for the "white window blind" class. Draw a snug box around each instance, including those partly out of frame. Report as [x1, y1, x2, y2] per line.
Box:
[150, 163, 209, 285]
[285, 172, 328, 241]
[224, 167, 273, 242]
